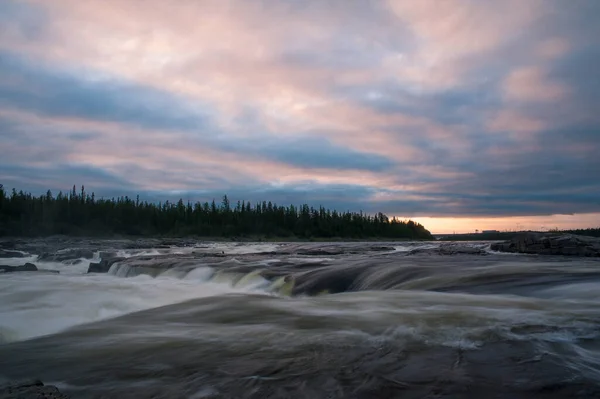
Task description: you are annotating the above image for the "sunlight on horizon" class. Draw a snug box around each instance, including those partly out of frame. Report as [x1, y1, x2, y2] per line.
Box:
[400, 213, 600, 234]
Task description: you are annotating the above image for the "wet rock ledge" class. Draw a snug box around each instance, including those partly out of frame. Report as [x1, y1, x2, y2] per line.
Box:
[491, 233, 600, 256]
[0, 263, 37, 273]
[0, 380, 68, 399]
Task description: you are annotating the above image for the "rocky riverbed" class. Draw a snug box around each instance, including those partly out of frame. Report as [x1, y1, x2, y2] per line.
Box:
[491, 233, 600, 256]
[1, 237, 599, 398]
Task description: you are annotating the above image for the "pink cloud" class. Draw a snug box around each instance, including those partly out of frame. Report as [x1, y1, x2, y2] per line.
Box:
[536, 37, 570, 60]
[384, 0, 543, 89]
[503, 66, 568, 103]
[0, 0, 560, 166]
[1, 0, 544, 119]
[1, 108, 405, 192]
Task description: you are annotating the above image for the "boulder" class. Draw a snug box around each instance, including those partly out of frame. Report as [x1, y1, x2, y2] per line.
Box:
[490, 233, 600, 257]
[87, 257, 126, 273]
[0, 263, 38, 273]
[0, 379, 69, 399]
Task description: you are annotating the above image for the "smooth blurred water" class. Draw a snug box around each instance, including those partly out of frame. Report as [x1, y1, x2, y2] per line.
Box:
[1, 240, 599, 398]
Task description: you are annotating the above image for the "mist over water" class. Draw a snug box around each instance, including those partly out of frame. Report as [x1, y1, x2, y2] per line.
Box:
[1, 239, 600, 398]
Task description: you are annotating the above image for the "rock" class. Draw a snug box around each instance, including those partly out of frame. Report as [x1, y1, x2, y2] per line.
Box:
[87, 261, 107, 273]
[369, 246, 396, 252]
[98, 251, 118, 259]
[191, 251, 227, 257]
[21, 262, 37, 271]
[0, 241, 17, 249]
[0, 263, 38, 273]
[38, 249, 95, 262]
[87, 257, 126, 273]
[0, 379, 69, 398]
[297, 249, 345, 256]
[438, 246, 487, 256]
[491, 233, 600, 257]
[0, 250, 25, 258]
[405, 243, 487, 256]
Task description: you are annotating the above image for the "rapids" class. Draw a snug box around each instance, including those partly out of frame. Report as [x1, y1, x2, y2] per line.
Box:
[1, 238, 599, 398]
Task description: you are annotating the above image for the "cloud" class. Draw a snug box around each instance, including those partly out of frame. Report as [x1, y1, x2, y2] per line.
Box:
[0, 51, 211, 131]
[255, 137, 395, 172]
[486, 109, 546, 135]
[536, 38, 570, 60]
[0, 0, 598, 227]
[0, 163, 133, 194]
[0, 51, 396, 176]
[502, 66, 568, 103]
[0, 1, 48, 44]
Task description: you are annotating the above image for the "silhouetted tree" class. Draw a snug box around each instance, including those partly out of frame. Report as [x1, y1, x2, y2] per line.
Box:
[0, 184, 435, 239]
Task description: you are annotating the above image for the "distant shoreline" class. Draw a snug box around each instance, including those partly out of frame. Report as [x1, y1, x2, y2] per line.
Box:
[436, 229, 600, 241]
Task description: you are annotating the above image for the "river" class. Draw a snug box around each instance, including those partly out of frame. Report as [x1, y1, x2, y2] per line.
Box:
[1, 239, 599, 398]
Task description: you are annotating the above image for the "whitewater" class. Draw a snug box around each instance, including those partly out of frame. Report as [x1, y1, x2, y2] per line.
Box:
[1, 238, 600, 398]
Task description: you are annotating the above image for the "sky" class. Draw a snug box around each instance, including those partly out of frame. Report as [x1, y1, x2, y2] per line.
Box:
[0, 0, 599, 234]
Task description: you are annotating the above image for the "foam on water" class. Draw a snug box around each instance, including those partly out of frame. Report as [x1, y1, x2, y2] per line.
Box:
[536, 282, 600, 301]
[115, 249, 163, 258]
[36, 258, 97, 275]
[0, 269, 268, 343]
[2, 251, 99, 275]
[286, 257, 334, 263]
[183, 267, 215, 282]
[0, 254, 39, 266]
[394, 243, 438, 252]
[108, 262, 133, 277]
[201, 242, 281, 255]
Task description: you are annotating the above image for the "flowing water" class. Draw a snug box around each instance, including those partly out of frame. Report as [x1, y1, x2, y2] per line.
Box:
[1, 239, 600, 398]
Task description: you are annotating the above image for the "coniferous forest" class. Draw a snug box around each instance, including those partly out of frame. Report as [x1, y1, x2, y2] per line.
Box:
[0, 185, 433, 239]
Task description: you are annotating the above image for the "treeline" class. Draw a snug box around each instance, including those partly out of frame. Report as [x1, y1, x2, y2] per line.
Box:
[0, 185, 432, 239]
